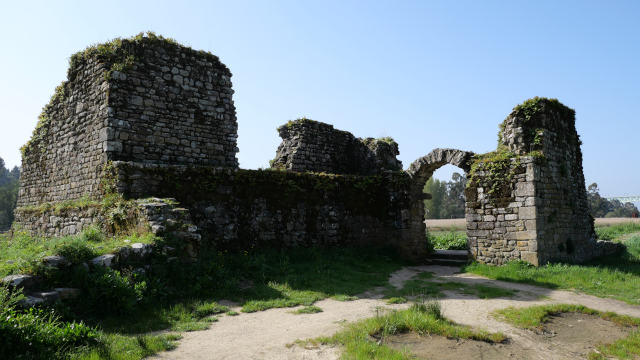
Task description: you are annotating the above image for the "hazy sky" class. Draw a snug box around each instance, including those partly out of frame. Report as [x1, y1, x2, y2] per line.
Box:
[0, 0, 638, 200]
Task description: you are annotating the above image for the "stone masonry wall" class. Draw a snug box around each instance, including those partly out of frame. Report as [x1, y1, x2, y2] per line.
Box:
[501, 98, 596, 264]
[463, 98, 614, 265]
[271, 119, 402, 175]
[13, 207, 104, 238]
[111, 162, 426, 261]
[105, 37, 238, 167]
[465, 157, 538, 265]
[17, 58, 109, 206]
[16, 33, 238, 209]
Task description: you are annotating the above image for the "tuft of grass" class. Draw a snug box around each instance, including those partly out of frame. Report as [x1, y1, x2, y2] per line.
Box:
[428, 231, 468, 250]
[316, 301, 505, 359]
[293, 306, 323, 314]
[494, 304, 640, 360]
[386, 297, 407, 304]
[226, 311, 239, 316]
[332, 294, 359, 301]
[464, 236, 640, 305]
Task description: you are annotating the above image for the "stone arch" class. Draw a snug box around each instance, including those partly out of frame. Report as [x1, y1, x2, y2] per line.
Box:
[406, 148, 475, 187]
[402, 148, 475, 257]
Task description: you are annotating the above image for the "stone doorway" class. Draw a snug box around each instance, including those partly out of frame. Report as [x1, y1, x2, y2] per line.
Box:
[406, 149, 475, 261]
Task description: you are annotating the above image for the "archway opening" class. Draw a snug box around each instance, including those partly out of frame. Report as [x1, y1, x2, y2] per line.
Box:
[423, 164, 468, 252]
[406, 148, 474, 260]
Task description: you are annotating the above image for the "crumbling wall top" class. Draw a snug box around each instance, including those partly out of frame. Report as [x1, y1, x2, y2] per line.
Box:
[271, 118, 401, 175]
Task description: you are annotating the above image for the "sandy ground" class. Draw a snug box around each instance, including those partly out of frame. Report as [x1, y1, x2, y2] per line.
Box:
[149, 265, 640, 360]
[425, 217, 640, 231]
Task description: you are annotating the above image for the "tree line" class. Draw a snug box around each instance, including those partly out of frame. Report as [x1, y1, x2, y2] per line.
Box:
[423, 174, 639, 219]
[0, 157, 20, 231]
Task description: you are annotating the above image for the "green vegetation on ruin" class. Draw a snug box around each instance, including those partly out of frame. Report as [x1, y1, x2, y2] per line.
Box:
[20, 32, 225, 161]
[278, 117, 322, 131]
[0, 227, 157, 278]
[312, 301, 505, 359]
[494, 304, 640, 360]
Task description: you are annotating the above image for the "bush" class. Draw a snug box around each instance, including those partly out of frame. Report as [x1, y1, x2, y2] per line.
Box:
[429, 231, 467, 250]
[81, 267, 145, 315]
[0, 284, 97, 360]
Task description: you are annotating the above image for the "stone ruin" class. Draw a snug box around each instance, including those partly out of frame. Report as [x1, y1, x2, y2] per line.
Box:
[13, 33, 619, 266]
[271, 119, 402, 175]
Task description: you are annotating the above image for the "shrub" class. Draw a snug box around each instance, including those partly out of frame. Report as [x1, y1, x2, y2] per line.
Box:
[0, 284, 97, 360]
[81, 267, 145, 315]
[429, 231, 468, 250]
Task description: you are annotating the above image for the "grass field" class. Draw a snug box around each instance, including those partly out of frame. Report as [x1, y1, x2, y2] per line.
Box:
[1, 234, 408, 360]
[465, 223, 640, 305]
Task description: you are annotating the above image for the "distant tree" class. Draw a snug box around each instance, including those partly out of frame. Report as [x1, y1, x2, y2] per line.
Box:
[0, 157, 20, 231]
[587, 182, 639, 218]
[423, 172, 467, 219]
[423, 177, 445, 219]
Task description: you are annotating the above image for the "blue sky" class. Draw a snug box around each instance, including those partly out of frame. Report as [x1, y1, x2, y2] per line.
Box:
[0, 0, 638, 201]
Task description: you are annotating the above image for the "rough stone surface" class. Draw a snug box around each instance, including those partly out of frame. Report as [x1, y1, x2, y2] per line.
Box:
[16, 34, 238, 207]
[462, 98, 606, 265]
[271, 119, 402, 175]
[114, 163, 425, 261]
[13, 206, 103, 237]
[2, 274, 37, 290]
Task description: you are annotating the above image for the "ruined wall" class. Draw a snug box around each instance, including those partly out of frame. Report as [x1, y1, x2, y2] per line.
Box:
[111, 162, 425, 261]
[17, 58, 110, 206]
[16, 33, 238, 209]
[104, 37, 238, 167]
[271, 119, 402, 175]
[501, 98, 595, 264]
[13, 206, 104, 238]
[464, 98, 612, 265]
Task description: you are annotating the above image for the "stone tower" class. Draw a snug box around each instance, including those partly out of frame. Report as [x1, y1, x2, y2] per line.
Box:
[465, 97, 613, 265]
[17, 33, 238, 207]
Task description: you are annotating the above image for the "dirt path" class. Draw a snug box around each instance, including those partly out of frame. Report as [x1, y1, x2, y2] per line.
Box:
[150, 266, 640, 360]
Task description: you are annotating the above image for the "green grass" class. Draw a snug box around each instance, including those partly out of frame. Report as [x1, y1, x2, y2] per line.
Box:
[293, 306, 323, 314]
[0, 228, 157, 277]
[464, 235, 640, 305]
[596, 222, 640, 241]
[332, 294, 359, 301]
[428, 231, 467, 250]
[494, 304, 640, 360]
[68, 333, 181, 360]
[386, 297, 407, 304]
[226, 311, 239, 316]
[315, 301, 505, 359]
[384, 271, 516, 300]
[1, 228, 407, 359]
